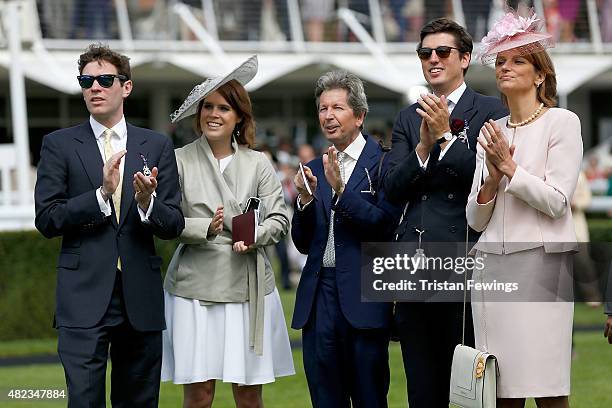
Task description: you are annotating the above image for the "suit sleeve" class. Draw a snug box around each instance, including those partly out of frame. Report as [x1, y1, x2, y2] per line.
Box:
[142, 136, 185, 239]
[383, 110, 427, 205]
[35, 134, 108, 238]
[335, 153, 403, 240]
[505, 112, 583, 219]
[291, 186, 318, 255]
[334, 190, 400, 240]
[254, 154, 290, 247]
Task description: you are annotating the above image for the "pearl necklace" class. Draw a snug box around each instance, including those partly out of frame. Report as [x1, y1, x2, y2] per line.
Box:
[508, 103, 544, 128]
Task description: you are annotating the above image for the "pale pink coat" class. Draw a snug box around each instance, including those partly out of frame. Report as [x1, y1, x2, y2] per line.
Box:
[466, 108, 583, 254]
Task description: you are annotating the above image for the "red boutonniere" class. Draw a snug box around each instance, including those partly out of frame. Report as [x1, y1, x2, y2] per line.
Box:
[450, 118, 470, 147]
[450, 118, 466, 135]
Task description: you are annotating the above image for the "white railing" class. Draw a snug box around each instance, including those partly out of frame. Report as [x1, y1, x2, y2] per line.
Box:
[3, 0, 604, 52]
[0, 144, 35, 231]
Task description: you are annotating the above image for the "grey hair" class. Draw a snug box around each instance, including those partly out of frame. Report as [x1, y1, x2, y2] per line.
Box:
[314, 71, 369, 119]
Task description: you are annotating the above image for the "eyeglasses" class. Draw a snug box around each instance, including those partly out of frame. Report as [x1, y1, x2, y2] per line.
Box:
[417, 46, 460, 60]
[77, 74, 128, 89]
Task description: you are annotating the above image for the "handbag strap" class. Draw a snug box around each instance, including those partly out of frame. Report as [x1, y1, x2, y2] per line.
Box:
[461, 150, 489, 350]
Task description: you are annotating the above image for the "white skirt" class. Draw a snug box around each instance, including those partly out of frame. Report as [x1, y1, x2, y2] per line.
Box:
[471, 248, 573, 398]
[161, 288, 295, 385]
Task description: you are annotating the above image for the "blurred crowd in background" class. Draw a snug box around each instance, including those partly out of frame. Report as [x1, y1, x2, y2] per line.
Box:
[36, 0, 612, 43]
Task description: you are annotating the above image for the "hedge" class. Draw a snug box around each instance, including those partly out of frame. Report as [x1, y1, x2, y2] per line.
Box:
[0, 231, 178, 341]
[0, 219, 610, 341]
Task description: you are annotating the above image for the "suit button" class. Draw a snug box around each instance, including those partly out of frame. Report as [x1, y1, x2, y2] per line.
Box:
[448, 193, 454, 199]
[449, 226, 457, 233]
[422, 195, 428, 201]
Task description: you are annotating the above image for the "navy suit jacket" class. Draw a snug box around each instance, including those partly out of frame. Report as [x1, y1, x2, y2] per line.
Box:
[383, 86, 507, 243]
[291, 135, 401, 330]
[35, 121, 184, 331]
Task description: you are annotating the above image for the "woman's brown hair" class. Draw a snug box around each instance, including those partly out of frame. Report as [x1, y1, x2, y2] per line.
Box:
[195, 79, 256, 147]
[500, 49, 557, 108]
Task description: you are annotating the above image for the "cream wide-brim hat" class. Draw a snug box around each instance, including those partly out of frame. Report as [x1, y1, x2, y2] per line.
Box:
[170, 55, 258, 123]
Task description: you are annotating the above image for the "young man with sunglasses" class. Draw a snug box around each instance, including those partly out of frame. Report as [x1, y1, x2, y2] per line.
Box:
[382, 18, 507, 408]
[34, 44, 184, 407]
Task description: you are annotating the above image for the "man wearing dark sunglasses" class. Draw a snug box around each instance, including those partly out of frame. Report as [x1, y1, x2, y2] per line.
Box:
[382, 18, 507, 408]
[34, 44, 184, 407]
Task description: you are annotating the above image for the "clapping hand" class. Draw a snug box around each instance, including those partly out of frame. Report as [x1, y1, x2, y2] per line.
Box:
[323, 146, 344, 195]
[207, 205, 224, 238]
[103, 150, 127, 197]
[478, 120, 516, 179]
[416, 94, 450, 142]
[294, 164, 317, 204]
[133, 167, 158, 210]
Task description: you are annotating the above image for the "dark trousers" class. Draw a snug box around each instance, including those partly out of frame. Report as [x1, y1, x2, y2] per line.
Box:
[395, 302, 474, 408]
[302, 267, 390, 408]
[57, 271, 162, 408]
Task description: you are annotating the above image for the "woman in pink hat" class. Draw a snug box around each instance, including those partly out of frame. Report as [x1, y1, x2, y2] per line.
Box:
[466, 9, 582, 408]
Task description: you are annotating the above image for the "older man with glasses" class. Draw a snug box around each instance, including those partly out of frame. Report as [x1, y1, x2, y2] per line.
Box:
[382, 18, 507, 408]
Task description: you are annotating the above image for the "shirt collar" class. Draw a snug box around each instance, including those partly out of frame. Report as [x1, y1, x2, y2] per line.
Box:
[445, 82, 467, 108]
[339, 133, 366, 162]
[90, 115, 127, 141]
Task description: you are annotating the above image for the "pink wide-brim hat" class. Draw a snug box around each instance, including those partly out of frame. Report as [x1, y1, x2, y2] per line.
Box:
[479, 10, 554, 65]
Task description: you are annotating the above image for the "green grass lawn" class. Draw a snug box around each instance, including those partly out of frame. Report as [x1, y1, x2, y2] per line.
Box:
[0, 288, 610, 406]
[1, 333, 611, 407]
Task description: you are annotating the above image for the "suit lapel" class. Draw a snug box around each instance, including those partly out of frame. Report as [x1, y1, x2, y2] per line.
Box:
[344, 136, 378, 193]
[75, 122, 104, 191]
[120, 124, 146, 227]
[450, 87, 480, 151]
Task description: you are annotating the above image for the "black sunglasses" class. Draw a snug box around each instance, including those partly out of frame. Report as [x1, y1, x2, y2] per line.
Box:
[417, 46, 460, 60]
[77, 74, 128, 89]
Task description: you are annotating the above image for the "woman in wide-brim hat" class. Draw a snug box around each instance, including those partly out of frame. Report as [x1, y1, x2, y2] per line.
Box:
[161, 55, 295, 407]
[467, 9, 582, 408]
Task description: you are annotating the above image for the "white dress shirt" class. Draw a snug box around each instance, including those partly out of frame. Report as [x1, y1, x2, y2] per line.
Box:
[90, 116, 153, 220]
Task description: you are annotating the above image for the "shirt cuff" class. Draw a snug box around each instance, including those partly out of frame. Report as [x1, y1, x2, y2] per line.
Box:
[417, 153, 429, 169]
[296, 194, 313, 211]
[96, 187, 112, 217]
[137, 194, 155, 222]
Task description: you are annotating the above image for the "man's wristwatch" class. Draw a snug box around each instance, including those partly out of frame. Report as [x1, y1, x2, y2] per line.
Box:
[436, 132, 453, 145]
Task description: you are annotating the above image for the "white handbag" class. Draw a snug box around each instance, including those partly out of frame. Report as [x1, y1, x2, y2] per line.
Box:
[449, 212, 498, 408]
[449, 344, 498, 408]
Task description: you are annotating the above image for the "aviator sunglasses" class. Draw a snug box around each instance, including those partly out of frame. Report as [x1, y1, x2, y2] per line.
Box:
[417, 46, 460, 60]
[77, 74, 128, 89]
